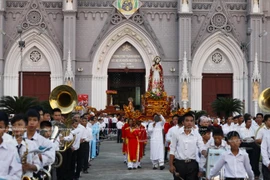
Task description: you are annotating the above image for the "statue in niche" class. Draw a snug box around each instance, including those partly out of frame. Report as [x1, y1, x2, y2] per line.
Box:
[181, 81, 188, 101]
[253, 0, 260, 13]
[65, 0, 73, 10]
[181, 0, 189, 12]
[252, 80, 260, 101]
[182, 0, 188, 4]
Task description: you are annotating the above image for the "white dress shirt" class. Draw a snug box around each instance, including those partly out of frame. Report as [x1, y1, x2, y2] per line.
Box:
[11, 138, 41, 177]
[165, 125, 179, 143]
[170, 126, 206, 160]
[255, 124, 268, 140]
[103, 117, 109, 124]
[63, 127, 84, 151]
[3, 133, 12, 143]
[222, 123, 236, 136]
[112, 117, 118, 123]
[0, 139, 22, 180]
[209, 149, 254, 179]
[261, 132, 270, 167]
[239, 127, 255, 140]
[24, 132, 55, 167]
[81, 125, 92, 142]
[116, 121, 124, 129]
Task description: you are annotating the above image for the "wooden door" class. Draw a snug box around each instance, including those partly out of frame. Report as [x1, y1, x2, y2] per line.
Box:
[20, 72, 51, 101]
[202, 74, 233, 116]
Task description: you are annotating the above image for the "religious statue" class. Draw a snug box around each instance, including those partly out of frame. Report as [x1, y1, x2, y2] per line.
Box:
[122, 0, 133, 11]
[181, 81, 188, 101]
[147, 56, 164, 95]
[253, 80, 260, 101]
[181, 0, 189, 12]
[65, 0, 73, 10]
[128, 97, 134, 112]
[182, 0, 188, 4]
[253, 0, 260, 13]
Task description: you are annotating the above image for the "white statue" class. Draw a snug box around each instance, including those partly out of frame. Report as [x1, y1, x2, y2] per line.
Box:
[253, 0, 260, 13]
[65, 0, 73, 10]
[181, 0, 189, 12]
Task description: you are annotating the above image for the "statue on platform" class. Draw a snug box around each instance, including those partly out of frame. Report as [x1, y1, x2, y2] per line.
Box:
[128, 97, 134, 112]
[253, 80, 260, 101]
[147, 56, 164, 95]
[181, 81, 188, 101]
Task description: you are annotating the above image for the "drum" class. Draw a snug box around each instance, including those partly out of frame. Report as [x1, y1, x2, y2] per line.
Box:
[205, 148, 226, 180]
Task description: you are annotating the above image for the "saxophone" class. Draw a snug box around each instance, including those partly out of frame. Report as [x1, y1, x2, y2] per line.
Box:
[21, 139, 38, 180]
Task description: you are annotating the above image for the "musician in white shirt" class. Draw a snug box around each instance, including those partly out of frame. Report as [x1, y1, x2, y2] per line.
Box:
[209, 131, 254, 180]
[255, 114, 269, 145]
[261, 119, 270, 180]
[116, 118, 124, 143]
[0, 112, 22, 180]
[169, 113, 207, 180]
[11, 115, 41, 178]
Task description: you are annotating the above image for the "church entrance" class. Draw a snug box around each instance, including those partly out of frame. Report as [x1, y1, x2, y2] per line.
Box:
[108, 69, 145, 110]
[202, 73, 233, 116]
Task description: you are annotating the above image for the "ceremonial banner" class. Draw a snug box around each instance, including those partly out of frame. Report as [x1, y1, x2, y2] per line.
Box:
[113, 0, 142, 19]
[78, 94, 88, 107]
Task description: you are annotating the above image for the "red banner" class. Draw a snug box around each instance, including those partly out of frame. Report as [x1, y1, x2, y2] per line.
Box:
[78, 94, 88, 107]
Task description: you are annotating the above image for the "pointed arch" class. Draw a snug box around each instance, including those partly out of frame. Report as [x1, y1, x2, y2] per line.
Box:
[190, 31, 248, 110]
[4, 29, 63, 96]
[90, 23, 160, 110]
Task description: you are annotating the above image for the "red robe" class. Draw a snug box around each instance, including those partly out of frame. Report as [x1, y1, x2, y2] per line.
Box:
[126, 127, 140, 163]
[138, 125, 147, 160]
[122, 123, 130, 155]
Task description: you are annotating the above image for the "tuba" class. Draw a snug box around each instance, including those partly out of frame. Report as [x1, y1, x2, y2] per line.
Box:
[49, 85, 77, 166]
[258, 87, 270, 112]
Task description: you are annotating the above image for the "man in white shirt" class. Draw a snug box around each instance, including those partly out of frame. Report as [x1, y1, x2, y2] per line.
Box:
[255, 113, 267, 145]
[116, 118, 124, 143]
[169, 113, 207, 180]
[112, 115, 118, 134]
[240, 117, 260, 179]
[222, 116, 235, 136]
[261, 116, 270, 180]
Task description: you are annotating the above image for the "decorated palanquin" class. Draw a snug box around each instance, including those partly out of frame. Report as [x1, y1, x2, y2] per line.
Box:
[123, 56, 191, 121]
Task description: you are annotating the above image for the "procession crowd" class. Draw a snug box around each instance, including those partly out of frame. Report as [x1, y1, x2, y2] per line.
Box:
[1, 106, 270, 180]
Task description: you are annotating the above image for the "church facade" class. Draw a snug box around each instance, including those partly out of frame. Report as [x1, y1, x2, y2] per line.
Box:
[0, 0, 269, 116]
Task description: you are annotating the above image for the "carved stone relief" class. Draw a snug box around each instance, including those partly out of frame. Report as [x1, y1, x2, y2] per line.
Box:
[22, 49, 50, 72]
[203, 50, 233, 73]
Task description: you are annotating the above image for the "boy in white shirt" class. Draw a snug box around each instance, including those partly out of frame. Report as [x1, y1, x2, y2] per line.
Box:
[209, 131, 254, 180]
[11, 114, 41, 178]
[0, 111, 22, 179]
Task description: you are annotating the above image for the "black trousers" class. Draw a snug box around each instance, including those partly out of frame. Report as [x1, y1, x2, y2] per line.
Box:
[225, 178, 244, 180]
[262, 164, 270, 180]
[70, 149, 77, 178]
[117, 129, 122, 143]
[56, 148, 73, 180]
[164, 147, 169, 160]
[112, 123, 116, 133]
[74, 147, 83, 178]
[81, 142, 90, 171]
[240, 142, 261, 176]
[173, 159, 198, 180]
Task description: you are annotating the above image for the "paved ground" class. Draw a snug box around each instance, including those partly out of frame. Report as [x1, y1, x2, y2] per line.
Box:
[80, 139, 172, 180]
